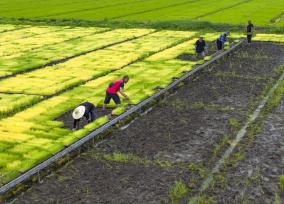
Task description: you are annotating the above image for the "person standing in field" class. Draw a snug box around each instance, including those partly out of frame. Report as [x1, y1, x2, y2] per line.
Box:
[246, 20, 254, 45]
[195, 37, 206, 59]
[103, 76, 129, 110]
[72, 101, 96, 130]
[216, 32, 229, 51]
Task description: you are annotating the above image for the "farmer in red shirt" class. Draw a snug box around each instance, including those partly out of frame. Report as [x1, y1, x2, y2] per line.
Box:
[103, 75, 129, 110]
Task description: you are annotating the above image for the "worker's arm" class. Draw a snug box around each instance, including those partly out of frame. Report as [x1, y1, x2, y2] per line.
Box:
[119, 88, 129, 100]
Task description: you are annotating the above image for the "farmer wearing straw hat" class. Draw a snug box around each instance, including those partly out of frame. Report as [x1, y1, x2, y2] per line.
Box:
[72, 102, 96, 130]
[103, 76, 129, 111]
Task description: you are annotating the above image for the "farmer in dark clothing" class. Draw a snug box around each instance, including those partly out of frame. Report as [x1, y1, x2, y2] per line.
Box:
[195, 37, 206, 58]
[246, 20, 254, 44]
[216, 32, 229, 51]
[72, 102, 96, 130]
[103, 75, 129, 110]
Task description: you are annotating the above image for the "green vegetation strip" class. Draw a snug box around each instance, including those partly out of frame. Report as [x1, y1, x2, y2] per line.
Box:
[0, 0, 283, 28]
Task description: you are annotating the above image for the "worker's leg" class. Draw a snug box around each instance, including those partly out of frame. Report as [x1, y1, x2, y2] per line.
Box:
[195, 51, 200, 60]
[73, 119, 79, 130]
[103, 92, 111, 110]
[89, 106, 96, 122]
[112, 94, 121, 107]
[201, 51, 206, 58]
[247, 35, 252, 44]
[216, 40, 222, 51]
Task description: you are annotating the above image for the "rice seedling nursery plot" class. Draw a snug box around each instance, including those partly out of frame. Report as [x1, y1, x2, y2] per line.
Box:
[0, 26, 107, 57]
[0, 28, 153, 77]
[0, 26, 64, 45]
[0, 0, 283, 202]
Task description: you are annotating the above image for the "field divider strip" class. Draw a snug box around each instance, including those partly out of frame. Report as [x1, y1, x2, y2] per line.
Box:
[0, 0, 91, 15]
[41, 0, 154, 18]
[192, 0, 253, 20]
[269, 12, 284, 25]
[110, 0, 199, 20]
[0, 29, 154, 81]
[188, 57, 284, 204]
[0, 91, 46, 97]
[0, 38, 244, 195]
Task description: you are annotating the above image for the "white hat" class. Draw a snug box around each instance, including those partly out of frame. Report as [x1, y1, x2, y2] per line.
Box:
[72, 106, 86, 120]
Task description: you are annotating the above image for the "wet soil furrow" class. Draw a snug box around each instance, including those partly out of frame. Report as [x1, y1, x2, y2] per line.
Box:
[203, 96, 284, 204]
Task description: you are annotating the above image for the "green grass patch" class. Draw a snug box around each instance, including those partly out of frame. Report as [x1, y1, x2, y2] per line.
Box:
[168, 180, 188, 204]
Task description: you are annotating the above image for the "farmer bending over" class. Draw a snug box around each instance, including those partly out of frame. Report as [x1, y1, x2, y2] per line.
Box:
[72, 102, 96, 130]
[216, 32, 229, 51]
[246, 20, 254, 45]
[195, 37, 206, 58]
[103, 75, 129, 110]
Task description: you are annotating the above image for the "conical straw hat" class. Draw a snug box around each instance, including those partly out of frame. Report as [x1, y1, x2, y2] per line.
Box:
[72, 106, 86, 120]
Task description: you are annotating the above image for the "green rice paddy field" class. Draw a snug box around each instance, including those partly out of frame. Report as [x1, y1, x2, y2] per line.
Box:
[0, 0, 284, 27]
[0, 0, 283, 196]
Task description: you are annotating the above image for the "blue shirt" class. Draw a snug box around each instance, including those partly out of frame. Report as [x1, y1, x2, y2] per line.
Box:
[218, 34, 227, 43]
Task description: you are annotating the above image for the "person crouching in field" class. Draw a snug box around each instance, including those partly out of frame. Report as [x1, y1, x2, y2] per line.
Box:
[216, 32, 229, 51]
[72, 102, 96, 130]
[195, 37, 206, 59]
[103, 76, 129, 110]
[246, 20, 254, 45]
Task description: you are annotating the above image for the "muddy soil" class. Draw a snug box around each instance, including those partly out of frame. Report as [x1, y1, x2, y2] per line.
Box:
[204, 96, 284, 204]
[17, 157, 193, 204]
[214, 42, 284, 79]
[14, 42, 284, 203]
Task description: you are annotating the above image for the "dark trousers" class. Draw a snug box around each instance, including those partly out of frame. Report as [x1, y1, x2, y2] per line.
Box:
[73, 107, 96, 129]
[247, 35, 252, 43]
[216, 39, 223, 50]
[104, 92, 121, 105]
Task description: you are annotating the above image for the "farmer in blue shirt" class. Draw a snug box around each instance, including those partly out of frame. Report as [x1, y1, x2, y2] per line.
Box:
[216, 32, 229, 51]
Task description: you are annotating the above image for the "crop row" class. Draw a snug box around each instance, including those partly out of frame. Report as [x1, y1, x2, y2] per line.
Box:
[0, 26, 64, 45]
[0, 24, 27, 33]
[0, 0, 140, 18]
[0, 26, 108, 57]
[0, 27, 153, 77]
[200, 0, 284, 26]
[254, 33, 284, 42]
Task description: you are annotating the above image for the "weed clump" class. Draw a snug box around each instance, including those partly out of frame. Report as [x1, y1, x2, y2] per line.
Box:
[168, 180, 188, 204]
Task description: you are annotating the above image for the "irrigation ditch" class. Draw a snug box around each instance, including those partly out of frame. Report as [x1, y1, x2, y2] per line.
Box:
[0, 39, 244, 201]
[2, 39, 284, 203]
